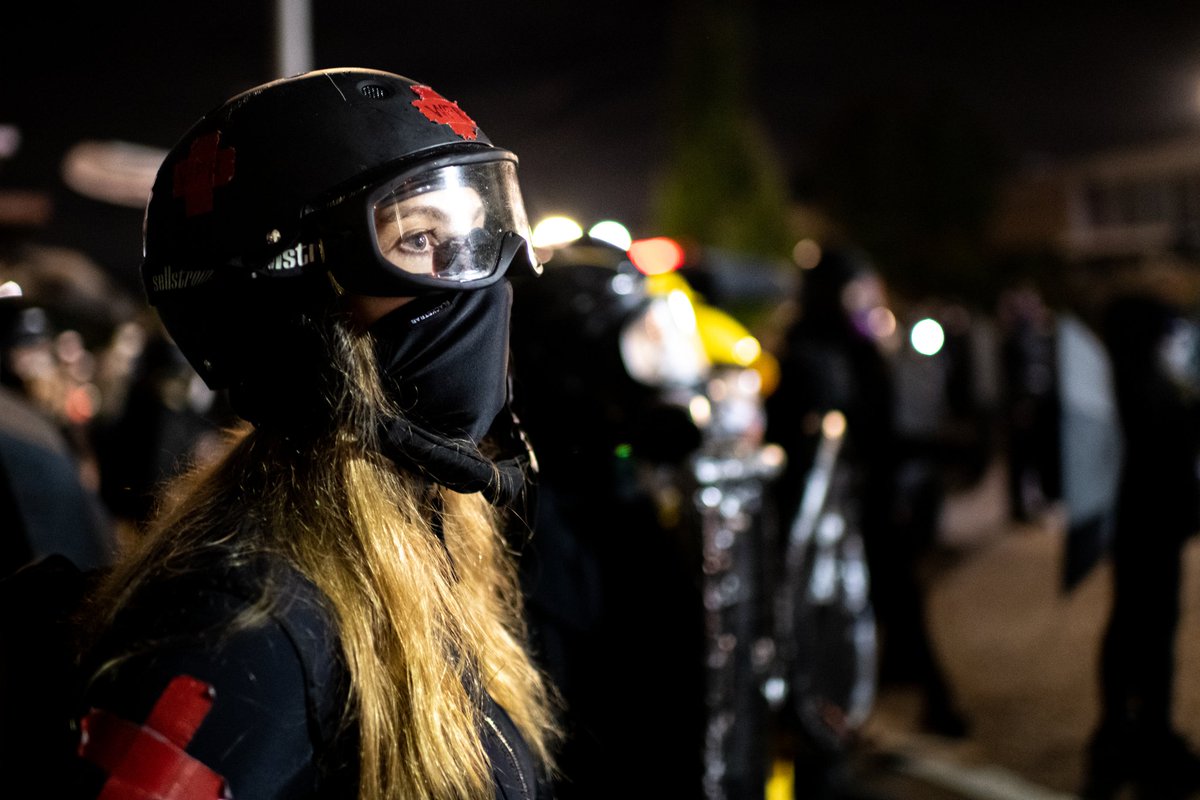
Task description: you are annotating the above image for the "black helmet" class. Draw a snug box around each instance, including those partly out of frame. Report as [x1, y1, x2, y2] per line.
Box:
[510, 236, 705, 470]
[141, 68, 538, 391]
[511, 236, 709, 394]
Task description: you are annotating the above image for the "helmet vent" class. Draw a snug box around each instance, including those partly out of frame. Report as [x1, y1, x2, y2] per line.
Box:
[358, 82, 391, 100]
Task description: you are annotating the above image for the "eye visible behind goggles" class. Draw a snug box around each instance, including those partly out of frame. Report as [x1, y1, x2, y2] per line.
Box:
[321, 152, 540, 296]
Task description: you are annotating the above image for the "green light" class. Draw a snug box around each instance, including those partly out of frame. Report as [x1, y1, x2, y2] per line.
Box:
[614, 443, 633, 459]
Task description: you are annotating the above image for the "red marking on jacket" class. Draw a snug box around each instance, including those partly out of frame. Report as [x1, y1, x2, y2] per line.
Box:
[173, 131, 236, 217]
[410, 85, 479, 140]
[78, 675, 228, 800]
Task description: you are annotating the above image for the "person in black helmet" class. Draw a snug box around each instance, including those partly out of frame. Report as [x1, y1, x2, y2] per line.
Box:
[56, 68, 559, 800]
[508, 237, 707, 799]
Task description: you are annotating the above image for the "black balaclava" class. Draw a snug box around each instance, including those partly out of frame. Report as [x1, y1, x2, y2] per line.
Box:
[369, 281, 533, 505]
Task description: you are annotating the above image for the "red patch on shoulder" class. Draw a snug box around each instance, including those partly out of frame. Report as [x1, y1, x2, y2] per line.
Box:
[78, 675, 229, 800]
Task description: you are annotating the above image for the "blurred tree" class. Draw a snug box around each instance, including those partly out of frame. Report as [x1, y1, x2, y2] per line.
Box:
[652, 0, 795, 258]
[800, 83, 1010, 306]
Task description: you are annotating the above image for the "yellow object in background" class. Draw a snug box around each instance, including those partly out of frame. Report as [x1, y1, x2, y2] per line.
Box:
[646, 271, 780, 395]
[765, 758, 794, 800]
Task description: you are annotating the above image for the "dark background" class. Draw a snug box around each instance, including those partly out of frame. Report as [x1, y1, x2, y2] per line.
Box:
[4, 1, 1200, 300]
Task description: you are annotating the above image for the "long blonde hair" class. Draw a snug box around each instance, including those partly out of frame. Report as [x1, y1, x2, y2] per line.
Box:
[89, 316, 558, 800]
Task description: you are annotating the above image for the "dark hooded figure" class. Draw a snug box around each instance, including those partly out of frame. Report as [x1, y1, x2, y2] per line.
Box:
[1083, 290, 1200, 800]
[764, 247, 965, 793]
[766, 247, 897, 532]
[509, 238, 707, 799]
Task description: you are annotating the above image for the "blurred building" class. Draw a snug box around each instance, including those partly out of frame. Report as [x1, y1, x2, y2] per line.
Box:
[992, 134, 1200, 264]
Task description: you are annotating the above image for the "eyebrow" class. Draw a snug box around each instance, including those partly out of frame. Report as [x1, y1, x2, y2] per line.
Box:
[378, 203, 453, 224]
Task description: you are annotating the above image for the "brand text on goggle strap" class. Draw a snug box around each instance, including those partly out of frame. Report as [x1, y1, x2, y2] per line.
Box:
[267, 241, 325, 271]
[151, 266, 216, 292]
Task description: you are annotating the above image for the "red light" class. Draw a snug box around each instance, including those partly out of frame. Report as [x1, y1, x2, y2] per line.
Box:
[64, 385, 96, 424]
[628, 237, 685, 275]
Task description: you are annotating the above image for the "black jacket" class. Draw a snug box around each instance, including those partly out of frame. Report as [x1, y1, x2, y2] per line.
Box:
[51, 553, 547, 799]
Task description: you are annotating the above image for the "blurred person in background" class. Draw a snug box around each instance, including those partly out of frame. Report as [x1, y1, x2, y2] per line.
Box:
[91, 321, 231, 547]
[15, 68, 560, 799]
[0, 282, 117, 797]
[997, 283, 1061, 523]
[765, 245, 966, 746]
[0, 239, 147, 502]
[0, 295, 114, 577]
[0, 239, 119, 577]
[1083, 283, 1200, 800]
[509, 236, 708, 799]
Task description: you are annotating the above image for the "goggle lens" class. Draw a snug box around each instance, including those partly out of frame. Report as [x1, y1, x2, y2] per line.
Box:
[372, 160, 531, 284]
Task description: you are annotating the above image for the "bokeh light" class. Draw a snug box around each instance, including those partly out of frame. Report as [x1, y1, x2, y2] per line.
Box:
[910, 318, 945, 356]
[588, 220, 633, 250]
[531, 215, 583, 248]
[792, 238, 823, 269]
[628, 237, 685, 275]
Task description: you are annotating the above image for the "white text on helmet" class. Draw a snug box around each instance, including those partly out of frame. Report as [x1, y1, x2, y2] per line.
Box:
[151, 266, 216, 292]
[267, 241, 325, 271]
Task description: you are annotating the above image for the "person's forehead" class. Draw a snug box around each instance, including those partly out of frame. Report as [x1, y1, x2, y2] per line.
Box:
[386, 185, 483, 209]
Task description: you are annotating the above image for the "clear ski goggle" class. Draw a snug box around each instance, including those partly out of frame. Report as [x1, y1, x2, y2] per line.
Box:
[370, 158, 535, 287]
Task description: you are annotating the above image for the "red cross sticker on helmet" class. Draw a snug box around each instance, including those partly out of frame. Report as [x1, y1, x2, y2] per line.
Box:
[173, 131, 236, 217]
[410, 85, 479, 141]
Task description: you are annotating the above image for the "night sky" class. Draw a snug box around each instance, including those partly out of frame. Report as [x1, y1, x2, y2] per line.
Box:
[4, 1, 1200, 294]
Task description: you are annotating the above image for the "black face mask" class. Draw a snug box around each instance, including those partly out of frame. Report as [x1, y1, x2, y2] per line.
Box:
[368, 281, 534, 508]
[369, 281, 512, 444]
